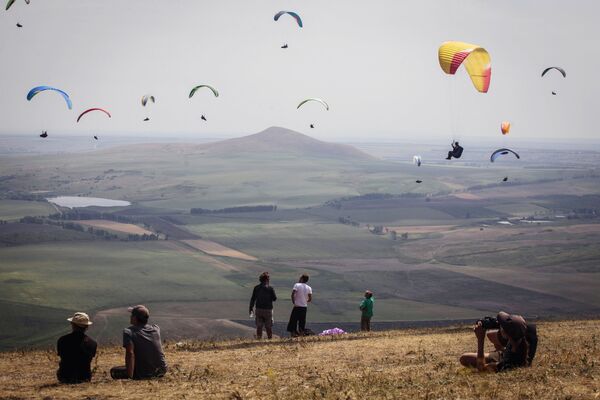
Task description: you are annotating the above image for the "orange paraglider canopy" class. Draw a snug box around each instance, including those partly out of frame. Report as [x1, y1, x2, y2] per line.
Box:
[501, 121, 511, 135]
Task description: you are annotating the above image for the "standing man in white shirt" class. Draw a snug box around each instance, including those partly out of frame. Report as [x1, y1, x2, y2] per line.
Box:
[286, 274, 312, 337]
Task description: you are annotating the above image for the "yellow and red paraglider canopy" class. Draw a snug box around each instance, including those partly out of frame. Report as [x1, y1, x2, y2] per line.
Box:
[438, 41, 491, 93]
[501, 121, 511, 135]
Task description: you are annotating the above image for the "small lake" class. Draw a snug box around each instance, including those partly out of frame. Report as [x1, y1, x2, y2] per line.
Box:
[46, 196, 131, 209]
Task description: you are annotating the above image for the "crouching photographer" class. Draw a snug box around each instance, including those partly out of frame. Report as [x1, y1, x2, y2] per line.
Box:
[459, 311, 538, 372]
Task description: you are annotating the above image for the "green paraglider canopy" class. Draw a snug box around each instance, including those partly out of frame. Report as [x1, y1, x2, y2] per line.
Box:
[189, 85, 219, 98]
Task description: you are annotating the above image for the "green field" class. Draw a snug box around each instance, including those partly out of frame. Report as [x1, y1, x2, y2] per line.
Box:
[187, 221, 399, 260]
[0, 200, 55, 221]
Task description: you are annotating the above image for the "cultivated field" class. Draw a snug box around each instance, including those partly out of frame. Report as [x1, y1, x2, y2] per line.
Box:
[1, 320, 598, 399]
[182, 239, 258, 261]
[76, 220, 154, 235]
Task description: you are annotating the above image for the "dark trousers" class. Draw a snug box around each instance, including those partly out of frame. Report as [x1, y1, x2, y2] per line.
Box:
[110, 366, 129, 380]
[361, 316, 371, 332]
[287, 306, 307, 334]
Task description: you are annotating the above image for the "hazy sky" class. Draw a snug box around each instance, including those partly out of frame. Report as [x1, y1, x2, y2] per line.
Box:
[0, 0, 598, 142]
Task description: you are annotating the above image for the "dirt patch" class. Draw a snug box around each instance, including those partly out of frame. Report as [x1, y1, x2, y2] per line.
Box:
[182, 239, 257, 261]
[76, 220, 153, 235]
[162, 241, 241, 272]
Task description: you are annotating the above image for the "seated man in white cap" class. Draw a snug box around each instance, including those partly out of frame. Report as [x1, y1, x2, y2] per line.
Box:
[57, 312, 97, 384]
[110, 305, 167, 380]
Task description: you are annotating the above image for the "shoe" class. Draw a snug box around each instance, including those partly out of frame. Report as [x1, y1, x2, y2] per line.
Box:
[445, 156, 452, 160]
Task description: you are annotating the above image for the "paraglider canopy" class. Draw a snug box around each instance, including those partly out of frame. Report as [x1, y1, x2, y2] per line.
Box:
[438, 41, 491, 93]
[76, 108, 111, 123]
[297, 98, 329, 111]
[141, 95, 155, 107]
[413, 155, 422, 167]
[501, 121, 511, 135]
[27, 86, 72, 110]
[6, 0, 30, 11]
[541, 67, 566, 78]
[274, 11, 303, 28]
[490, 148, 520, 162]
[189, 85, 219, 98]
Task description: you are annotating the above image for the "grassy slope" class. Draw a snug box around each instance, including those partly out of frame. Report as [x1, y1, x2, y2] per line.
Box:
[0, 320, 598, 400]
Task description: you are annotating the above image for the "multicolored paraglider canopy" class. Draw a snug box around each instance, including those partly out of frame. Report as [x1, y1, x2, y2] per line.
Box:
[27, 86, 72, 110]
[438, 41, 491, 93]
[274, 11, 303, 28]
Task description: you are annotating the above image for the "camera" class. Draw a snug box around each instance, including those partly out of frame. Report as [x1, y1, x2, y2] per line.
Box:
[477, 316, 500, 330]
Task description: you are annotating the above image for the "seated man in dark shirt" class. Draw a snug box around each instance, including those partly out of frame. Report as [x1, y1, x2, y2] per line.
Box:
[446, 141, 464, 160]
[460, 311, 538, 372]
[57, 312, 97, 384]
[110, 305, 168, 380]
[249, 271, 277, 339]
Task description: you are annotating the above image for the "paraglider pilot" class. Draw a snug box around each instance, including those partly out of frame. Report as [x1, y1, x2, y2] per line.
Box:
[446, 141, 464, 160]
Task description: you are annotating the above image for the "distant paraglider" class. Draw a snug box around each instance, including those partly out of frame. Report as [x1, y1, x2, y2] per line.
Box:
[501, 121, 511, 135]
[201, 115, 207, 121]
[297, 98, 329, 111]
[274, 11, 303, 28]
[542, 67, 566, 95]
[415, 180, 423, 184]
[438, 41, 491, 93]
[143, 117, 150, 122]
[502, 177, 508, 182]
[310, 124, 315, 129]
[16, 22, 22, 27]
[27, 86, 72, 110]
[93, 136, 98, 140]
[77, 108, 111, 123]
[281, 44, 288, 49]
[413, 155, 422, 167]
[490, 148, 520, 162]
[189, 85, 219, 99]
[39, 131, 47, 138]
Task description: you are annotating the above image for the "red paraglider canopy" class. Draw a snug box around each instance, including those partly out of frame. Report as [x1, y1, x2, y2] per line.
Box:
[76, 108, 111, 123]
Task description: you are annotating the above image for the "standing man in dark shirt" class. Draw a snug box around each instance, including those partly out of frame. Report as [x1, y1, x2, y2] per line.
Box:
[249, 271, 277, 339]
[110, 305, 167, 380]
[57, 312, 97, 384]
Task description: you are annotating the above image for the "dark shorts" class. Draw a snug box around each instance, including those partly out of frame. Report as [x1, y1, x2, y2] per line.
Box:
[255, 308, 273, 330]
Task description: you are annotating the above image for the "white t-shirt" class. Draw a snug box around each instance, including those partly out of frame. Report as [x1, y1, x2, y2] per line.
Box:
[292, 283, 312, 307]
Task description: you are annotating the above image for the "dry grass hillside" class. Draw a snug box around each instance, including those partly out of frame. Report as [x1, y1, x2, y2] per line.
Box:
[1, 320, 598, 400]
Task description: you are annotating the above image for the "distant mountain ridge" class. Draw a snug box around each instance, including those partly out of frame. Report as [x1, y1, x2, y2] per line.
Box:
[197, 126, 375, 160]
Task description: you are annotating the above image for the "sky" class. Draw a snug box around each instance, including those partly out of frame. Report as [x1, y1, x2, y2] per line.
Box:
[0, 0, 598, 142]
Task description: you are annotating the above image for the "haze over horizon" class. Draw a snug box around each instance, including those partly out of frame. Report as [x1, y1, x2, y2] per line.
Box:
[1, 0, 598, 143]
